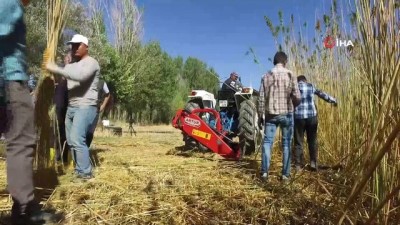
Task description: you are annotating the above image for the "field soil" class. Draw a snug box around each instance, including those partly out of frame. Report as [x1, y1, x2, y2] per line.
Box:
[0, 125, 350, 224]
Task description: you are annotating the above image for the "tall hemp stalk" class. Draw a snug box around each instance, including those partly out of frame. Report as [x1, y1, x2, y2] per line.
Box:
[338, 0, 400, 224]
[35, 0, 69, 169]
[263, 0, 399, 223]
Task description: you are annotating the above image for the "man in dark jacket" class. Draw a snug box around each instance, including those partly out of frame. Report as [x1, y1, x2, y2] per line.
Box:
[221, 72, 243, 93]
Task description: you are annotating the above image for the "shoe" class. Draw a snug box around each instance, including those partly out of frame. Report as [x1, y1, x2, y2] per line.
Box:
[260, 173, 268, 182]
[310, 161, 318, 172]
[295, 165, 303, 172]
[281, 175, 290, 183]
[71, 173, 94, 183]
[12, 210, 58, 225]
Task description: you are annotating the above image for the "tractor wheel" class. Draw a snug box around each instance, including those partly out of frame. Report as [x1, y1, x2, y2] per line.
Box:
[185, 101, 200, 113]
[238, 100, 258, 155]
[197, 143, 208, 151]
[183, 101, 208, 152]
[184, 134, 197, 150]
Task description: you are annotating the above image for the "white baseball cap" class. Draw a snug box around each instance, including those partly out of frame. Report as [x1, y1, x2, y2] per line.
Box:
[67, 34, 89, 46]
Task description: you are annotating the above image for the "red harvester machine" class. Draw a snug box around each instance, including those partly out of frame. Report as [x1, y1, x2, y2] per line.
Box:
[172, 108, 241, 160]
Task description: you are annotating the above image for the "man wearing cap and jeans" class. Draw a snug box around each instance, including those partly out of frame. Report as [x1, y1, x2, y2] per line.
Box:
[46, 34, 100, 181]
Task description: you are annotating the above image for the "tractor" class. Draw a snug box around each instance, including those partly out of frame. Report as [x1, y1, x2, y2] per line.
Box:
[172, 86, 263, 160]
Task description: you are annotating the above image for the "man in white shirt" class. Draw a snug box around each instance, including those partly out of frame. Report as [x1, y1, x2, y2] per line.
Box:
[86, 80, 111, 147]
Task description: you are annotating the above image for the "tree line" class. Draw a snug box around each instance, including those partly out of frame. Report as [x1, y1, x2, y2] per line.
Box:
[25, 0, 220, 124]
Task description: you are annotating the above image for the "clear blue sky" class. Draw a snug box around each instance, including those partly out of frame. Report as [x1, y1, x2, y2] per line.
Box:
[133, 0, 330, 88]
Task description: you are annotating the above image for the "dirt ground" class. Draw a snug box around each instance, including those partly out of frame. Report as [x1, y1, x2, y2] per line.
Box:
[0, 125, 349, 225]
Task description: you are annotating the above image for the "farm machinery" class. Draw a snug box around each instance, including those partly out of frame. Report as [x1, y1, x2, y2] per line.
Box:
[172, 87, 263, 160]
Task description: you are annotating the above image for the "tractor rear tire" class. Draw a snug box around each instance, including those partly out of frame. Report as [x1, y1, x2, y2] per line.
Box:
[238, 100, 257, 155]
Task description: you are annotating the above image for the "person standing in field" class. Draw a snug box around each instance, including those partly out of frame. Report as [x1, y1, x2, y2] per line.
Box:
[46, 34, 100, 181]
[86, 80, 111, 148]
[293, 75, 337, 172]
[0, 0, 57, 224]
[54, 52, 71, 162]
[258, 51, 301, 182]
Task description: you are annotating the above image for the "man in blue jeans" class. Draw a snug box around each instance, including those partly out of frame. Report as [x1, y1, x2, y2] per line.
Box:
[46, 34, 100, 181]
[258, 51, 301, 182]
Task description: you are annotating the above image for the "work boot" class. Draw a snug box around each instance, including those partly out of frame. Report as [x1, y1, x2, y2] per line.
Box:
[310, 161, 318, 172]
[71, 173, 94, 183]
[281, 175, 290, 183]
[12, 210, 58, 225]
[260, 173, 268, 183]
[11, 202, 58, 225]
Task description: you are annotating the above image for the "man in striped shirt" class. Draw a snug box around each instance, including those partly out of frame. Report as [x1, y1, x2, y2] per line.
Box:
[258, 51, 301, 182]
[294, 75, 337, 171]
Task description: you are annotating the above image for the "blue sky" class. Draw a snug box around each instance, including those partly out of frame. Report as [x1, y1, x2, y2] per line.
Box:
[133, 0, 332, 88]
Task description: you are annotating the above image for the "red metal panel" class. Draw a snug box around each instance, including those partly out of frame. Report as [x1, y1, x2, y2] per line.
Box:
[172, 109, 240, 160]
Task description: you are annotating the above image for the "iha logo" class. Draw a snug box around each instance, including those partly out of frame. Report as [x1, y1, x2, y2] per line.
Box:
[323, 35, 354, 49]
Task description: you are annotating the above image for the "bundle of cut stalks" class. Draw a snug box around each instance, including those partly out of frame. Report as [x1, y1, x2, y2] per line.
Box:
[34, 0, 69, 170]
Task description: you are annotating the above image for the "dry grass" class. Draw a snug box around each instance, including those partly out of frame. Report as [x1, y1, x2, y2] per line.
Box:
[0, 125, 371, 224]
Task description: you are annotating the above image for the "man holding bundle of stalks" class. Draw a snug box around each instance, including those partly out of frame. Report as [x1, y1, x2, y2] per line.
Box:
[46, 34, 100, 182]
[0, 0, 58, 224]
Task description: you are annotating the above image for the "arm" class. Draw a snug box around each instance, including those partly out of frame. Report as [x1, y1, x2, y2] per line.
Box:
[46, 60, 98, 82]
[99, 83, 111, 112]
[314, 86, 337, 104]
[100, 93, 111, 112]
[258, 76, 266, 116]
[290, 73, 301, 106]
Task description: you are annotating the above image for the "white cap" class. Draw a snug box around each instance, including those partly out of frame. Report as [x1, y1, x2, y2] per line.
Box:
[67, 34, 89, 46]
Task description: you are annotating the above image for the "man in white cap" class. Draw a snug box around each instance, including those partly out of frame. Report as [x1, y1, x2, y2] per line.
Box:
[46, 34, 100, 181]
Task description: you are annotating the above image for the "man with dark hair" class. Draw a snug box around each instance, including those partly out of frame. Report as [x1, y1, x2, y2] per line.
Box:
[294, 75, 337, 171]
[0, 0, 56, 224]
[54, 52, 71, 162]
[46, 34, 100, 181]
[258, 51, 301, 182]
[221, 72, 243, 93]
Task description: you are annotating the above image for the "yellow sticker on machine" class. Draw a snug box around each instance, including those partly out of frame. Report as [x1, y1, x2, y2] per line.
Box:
[192, 129, 211, 140]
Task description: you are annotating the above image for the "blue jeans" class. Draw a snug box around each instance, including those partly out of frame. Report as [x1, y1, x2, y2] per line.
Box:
[261, 113, 294, 177]
[65, 105, 97, 176]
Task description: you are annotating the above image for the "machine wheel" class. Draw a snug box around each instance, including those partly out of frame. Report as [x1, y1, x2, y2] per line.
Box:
[238, 100, 258, 155]
[197, 143, 208, 151]
[183, 101, 209, 152]
[185, 101, 200, 113]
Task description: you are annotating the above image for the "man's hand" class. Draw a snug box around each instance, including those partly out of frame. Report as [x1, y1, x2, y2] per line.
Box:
[64, 54, 71, 65]
[258, 115, 264, 129]
[46, 62, 60, 74]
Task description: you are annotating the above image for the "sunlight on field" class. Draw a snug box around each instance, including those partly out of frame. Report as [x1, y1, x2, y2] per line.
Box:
[0, 125, 355, 224]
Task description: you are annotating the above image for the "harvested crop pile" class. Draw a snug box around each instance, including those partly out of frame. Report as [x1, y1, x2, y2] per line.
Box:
[1, 125, 369, 224]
